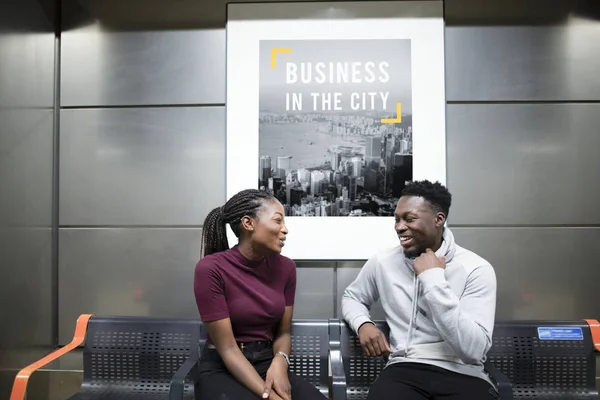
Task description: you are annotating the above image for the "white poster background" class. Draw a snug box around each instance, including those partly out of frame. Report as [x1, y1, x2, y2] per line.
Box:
[226, 1, 446, 260]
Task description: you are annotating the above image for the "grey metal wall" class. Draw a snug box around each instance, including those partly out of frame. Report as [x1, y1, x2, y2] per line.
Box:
[445, 0, 600, 324]
[54, 0, 600, 344]
[0, 0, 56, 370]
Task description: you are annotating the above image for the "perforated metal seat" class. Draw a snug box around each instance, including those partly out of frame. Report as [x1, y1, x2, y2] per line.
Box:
[488, 321, 599, 399]
[289, 319, 331, 397]
[187, 319, 331, 398]
[334, 320, 513, 400]
[68, 316, 201, 400]
[339, 321, 389, 400]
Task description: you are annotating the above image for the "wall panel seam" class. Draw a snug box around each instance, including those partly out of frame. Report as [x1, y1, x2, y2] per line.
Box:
[52, 0, 62, 346]
[449, 224, 600, 228]
[59, 225, 205, 229]
[447, 100, 600, 105]
[61, 103, 226, 110]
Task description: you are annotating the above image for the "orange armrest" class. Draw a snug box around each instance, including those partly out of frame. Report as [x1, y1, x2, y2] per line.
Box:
[584, 319, 600, 352]
[10, 314, 93, 400]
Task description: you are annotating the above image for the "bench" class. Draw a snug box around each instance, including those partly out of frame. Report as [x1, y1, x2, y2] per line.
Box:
[332, 319, 600, 400]
[11, 316, 600, 400]
[10, 315, 333, 400]
[10, 314, 202, 400]
[179, 318, 332, 399]
[333, 320, 390, 400]
[488, 320, 600, 399]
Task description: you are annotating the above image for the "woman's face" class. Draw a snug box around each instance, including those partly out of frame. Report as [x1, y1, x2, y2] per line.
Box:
[250, 199, 288, 254]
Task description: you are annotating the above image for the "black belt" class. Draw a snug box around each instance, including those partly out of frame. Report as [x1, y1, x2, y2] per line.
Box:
[207, 340, 273, 352]
[238, 340, 273, 352]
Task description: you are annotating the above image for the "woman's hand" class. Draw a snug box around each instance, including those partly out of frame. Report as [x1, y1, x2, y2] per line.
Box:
[268, 392, 284, 400]
[262, 355, 291, 400]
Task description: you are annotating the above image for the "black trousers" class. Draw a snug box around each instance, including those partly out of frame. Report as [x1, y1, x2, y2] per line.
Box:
[194, 342, 327, 400]
[366, 362, 500, 400]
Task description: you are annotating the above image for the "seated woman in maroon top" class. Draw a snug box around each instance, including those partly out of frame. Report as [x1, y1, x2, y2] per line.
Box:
[193, 189, 327, 400]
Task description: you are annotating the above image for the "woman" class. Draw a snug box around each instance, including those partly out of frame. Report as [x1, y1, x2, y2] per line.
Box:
[193, 189, 328, 400]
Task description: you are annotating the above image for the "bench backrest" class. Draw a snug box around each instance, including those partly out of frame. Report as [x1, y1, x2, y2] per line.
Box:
[489, 320, 598, 399]
[80, 316, 598, 399]
[289, 319, 331, 395]
[340, 319, 599, 400]
[340, 321, 389, 400]
[197, 319, 330, 396]
[83, 316, 201, 395]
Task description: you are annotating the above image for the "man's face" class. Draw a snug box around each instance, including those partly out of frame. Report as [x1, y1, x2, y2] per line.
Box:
[394, 195, 445, 258]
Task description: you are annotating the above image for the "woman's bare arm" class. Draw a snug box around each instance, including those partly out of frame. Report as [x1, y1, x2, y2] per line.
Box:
[205, 318, 275, 398]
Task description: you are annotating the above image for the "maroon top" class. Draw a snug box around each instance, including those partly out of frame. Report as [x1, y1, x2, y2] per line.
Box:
[193, 245, 297, 344]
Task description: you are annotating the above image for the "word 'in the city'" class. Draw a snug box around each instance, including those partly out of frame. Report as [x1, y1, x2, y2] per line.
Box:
[285, 61, 391, 112]
[286, 92, 389, 112]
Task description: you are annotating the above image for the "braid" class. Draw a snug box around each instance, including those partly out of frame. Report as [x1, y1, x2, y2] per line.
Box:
[200, 189, 276, 257]
[200, 207, 227, 258]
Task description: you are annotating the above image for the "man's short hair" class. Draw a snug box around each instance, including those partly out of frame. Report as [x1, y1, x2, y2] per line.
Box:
[401, 180, 452, 218]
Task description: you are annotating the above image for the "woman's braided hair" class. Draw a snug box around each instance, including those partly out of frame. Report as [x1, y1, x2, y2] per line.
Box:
[200, 189, 277, 257]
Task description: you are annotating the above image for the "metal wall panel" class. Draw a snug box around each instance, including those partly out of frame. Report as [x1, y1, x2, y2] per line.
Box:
[336, 262, 386, 321]
[445, 23, 600, 101]
[0, 228, 52, 346]
[447, 104, 600, 225]
[60, 27, 225, 106]
[452, 227, 600, 321]
[59, 107, 225, 226]
[0, 1, 54, 108]
[58, 228, 203, 344]
[0, 0, 55, 361]
[0, 110, 54, 227]
[294, 263, 335, 319]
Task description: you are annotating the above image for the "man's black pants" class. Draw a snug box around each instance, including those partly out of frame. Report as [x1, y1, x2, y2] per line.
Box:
[366, 362, 500, 400]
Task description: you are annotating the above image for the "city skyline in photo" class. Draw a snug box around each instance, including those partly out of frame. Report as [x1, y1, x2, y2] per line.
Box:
[258, 39, 414, 217]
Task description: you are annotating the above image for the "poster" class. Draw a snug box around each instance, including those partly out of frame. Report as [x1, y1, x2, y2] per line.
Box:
[227, 1, 446, 260]
[259, 39, 413, 217]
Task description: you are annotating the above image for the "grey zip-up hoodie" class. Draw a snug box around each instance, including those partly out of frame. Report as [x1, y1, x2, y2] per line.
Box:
[341, 227, 497, 386]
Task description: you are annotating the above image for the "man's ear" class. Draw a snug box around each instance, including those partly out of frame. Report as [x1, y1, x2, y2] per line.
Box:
[435, 212, 446, 228]
[240, 215, 254, 231]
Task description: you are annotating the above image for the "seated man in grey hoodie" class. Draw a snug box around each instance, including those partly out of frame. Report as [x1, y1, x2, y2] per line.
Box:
[341, 180, 498, 400]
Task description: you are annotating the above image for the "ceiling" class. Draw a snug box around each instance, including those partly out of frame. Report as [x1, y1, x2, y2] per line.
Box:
[32, 0, 600, 31]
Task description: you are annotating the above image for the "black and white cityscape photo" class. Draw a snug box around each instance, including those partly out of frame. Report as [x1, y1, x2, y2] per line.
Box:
[258, 39, 413, 217]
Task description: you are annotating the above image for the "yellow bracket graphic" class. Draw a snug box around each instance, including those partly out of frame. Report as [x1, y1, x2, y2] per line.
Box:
[271, 48, 292, 68]
[381, 103, 402, 124]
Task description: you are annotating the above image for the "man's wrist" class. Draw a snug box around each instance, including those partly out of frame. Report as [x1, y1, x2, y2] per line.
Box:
[352, 315, 374, 334]
[358, 321, 375, 334]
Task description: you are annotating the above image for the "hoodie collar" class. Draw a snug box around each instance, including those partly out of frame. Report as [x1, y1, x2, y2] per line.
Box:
[437, 226, 456, 263]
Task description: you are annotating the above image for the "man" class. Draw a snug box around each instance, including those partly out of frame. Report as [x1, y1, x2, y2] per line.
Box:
[341, 180, 498, 399]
